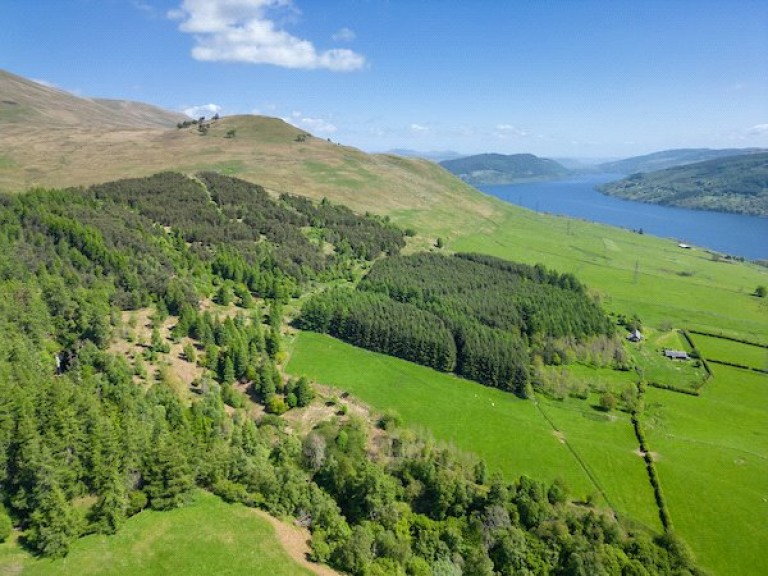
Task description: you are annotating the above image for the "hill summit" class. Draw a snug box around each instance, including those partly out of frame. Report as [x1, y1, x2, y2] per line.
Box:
[0, 69, 184, 130]
[0, 68, 493, 237]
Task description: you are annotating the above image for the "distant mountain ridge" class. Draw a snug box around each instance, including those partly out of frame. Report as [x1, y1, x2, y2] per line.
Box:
[440, 153, 570, 185]
[598, 152, 768, 217]
[386, 149, 464, 162]
[598, 147, 767, 174]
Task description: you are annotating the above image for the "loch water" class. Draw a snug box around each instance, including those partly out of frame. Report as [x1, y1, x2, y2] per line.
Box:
[478, 174, 768, 261]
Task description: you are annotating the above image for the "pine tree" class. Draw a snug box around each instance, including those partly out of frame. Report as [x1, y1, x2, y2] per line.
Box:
[91, 467, 127, 534]
[144, 432, 193, 511]
[295, 376, 315, 407]
[28, 468, 81, 557]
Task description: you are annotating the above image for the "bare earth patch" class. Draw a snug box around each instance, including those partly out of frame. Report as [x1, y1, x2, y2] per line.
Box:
[633, 449, 660, 460]
[254, 510, 342, 576]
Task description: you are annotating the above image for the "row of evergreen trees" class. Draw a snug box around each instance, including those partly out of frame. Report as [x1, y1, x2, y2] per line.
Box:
[299, 288, 457, 372]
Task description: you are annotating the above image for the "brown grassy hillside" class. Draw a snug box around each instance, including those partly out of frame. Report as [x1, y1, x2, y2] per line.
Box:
[0, 69, 498, 243]
[0, 69, 184, 129]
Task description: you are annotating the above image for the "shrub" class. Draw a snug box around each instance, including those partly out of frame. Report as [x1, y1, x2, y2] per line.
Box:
[377, 410, 402, 431]
[265, 393, 288, 415]
[0, 509, 12, 542]
[599, 392, 616, 412]
[127, 490, 148, 516]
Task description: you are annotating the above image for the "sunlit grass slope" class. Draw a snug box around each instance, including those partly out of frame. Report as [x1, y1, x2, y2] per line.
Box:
[286, 331, 661, 530]
[0, 491, 315, 576]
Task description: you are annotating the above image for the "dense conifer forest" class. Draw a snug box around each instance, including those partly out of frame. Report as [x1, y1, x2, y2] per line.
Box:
[0, 173, 698, 574]
[299, 253, 614, 396]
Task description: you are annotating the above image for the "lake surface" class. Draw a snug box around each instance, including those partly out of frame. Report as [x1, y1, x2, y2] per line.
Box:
[478, 174, 768, 261]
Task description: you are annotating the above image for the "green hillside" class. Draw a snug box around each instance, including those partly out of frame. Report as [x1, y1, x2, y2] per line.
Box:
[0, 491, 319, 576]
[290, 200, 768, 576]
[440, 153, 570, 184]
[0, 171, 702, 576]
[598, 152, 768, 216]
[2, 69, 768, 575]
[0, 69, 490, 231]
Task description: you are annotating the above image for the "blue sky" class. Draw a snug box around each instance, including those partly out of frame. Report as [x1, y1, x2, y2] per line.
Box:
[2, 0, 767, 158]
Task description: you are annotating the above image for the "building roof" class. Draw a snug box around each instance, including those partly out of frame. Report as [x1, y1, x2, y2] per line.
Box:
[664, 349, 688, 359]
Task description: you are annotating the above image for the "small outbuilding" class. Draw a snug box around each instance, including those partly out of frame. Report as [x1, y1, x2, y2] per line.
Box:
[664, 349, 689, 360]
[627, 329, 643, 342]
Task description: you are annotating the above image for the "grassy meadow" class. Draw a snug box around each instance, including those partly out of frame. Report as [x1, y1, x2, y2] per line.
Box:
[442, 202, 767, 575]
[0, 491, 316, 576]
[692, 332, 768, 370]
[627, 329, 708, 392]
[643, 364, 768, 576]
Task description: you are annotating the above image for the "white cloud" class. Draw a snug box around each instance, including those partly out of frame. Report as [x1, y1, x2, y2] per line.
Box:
[332, 27, 356, 42]
[169, 0, 365, 71]
[494, 124, 529, 137]
[31, 78, 57, 88]
[183, 103, 222, 118]
[410, 123, 429, 133]
[285, 115, 337, 134]
[747, 123, 768, 135]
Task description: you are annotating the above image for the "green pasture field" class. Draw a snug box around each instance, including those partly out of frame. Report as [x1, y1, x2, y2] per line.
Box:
[691, 333, 768, 370]
[0, 491, 315, 576]
[286, 331, 593, 495]
[643, 364, 768, 576]
[559, 363, 638, 394]
[535, 396, 662, 531]
[287, 331, 662, 527]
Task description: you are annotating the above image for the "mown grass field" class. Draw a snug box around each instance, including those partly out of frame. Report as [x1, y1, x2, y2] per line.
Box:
[0, 491, 316, 576]
[287, 331, 661, 530]
[535, 396, 662, 531]
[643, 365, 768, 576]
[287, 331, 593, 495]
[434, 202, 767, 575]
[692, 333, 768, 370]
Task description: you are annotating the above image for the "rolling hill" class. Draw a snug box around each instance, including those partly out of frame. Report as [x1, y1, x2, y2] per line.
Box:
[598, 152, 768, 216]
[0, 68, 488, 244]
[1, 68, 767, 575]
[598, 147, 767, 174]
[439, 152, 571, 185]
[0, 69, 184, 130]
